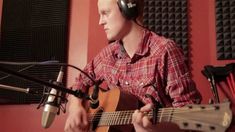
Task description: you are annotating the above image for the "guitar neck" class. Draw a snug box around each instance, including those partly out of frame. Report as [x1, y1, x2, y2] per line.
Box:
[90, 110, 135, 126]
[89, 102, 232, 132]
[90, 108, 180, 126]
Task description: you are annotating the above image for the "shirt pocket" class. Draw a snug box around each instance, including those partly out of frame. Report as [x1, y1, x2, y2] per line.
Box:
[135, 76, 155, 89]
[104, 74, 119, 89]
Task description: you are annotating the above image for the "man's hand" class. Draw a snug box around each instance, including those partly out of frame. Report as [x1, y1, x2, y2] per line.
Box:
[132, 103, 154, 132]
[64, 96, 89, 132]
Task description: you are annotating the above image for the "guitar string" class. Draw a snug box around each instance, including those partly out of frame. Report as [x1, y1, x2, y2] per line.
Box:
[89, 113, 219, 127]
[88, 108, 219, 123]
[88, 113, 195, 122]
[88, 107, 219, 119]
[89, 114, 221, 127]
[88, 109, 218, 122]
[94, 116, 215, 126]
[88, 114, 221, 125]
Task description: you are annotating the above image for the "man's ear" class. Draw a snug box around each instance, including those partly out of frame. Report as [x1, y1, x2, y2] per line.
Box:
[117, 0, 138, 20]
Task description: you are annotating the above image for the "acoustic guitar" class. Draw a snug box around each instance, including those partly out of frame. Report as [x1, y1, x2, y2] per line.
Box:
[87, 88, 232, 132]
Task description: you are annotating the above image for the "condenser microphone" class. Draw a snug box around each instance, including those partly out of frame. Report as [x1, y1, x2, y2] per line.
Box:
[41, 66, 64, 128]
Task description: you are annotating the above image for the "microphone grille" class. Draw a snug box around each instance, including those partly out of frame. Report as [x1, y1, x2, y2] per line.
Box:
[41, 105, 58, 128]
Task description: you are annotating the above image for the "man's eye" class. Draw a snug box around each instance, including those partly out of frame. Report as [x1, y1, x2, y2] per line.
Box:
[104, 11, 110, 15]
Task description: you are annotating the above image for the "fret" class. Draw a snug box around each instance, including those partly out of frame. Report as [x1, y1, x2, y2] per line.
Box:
[106, 113, 110, 126]
[97, 114, 104, 126]
[105, 113, 109, 125]
[117, 111, 121, 125]
[107, 113, 111, 125]
[159, 108, 163, 122]
[167, 108, 173, 122]
[116, 111, 120, 125]
[157, 108, 174, 123]
[104, 113, 108, 125]
[120, 111, 125, 125]
[113, 112, 118, 125]
[121, 111, 126, 125]
[126, 111, 131, 124]
[114, 112, 118, 125]
[110, 112, 114, 125]
[123, 111, 127, 125]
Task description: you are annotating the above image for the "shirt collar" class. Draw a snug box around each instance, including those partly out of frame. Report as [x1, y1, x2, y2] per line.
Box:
[135, 29, 151, 56]
[115, 29, 151, 59]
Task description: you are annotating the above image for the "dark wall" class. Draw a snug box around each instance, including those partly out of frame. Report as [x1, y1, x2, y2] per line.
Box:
[0, 0, 69, 104]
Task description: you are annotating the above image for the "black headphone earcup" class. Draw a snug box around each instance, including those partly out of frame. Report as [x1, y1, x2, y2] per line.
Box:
[117, 0, 138, 20]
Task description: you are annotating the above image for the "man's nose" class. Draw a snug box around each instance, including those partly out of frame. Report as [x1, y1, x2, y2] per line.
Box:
[99, 16, 105, 25]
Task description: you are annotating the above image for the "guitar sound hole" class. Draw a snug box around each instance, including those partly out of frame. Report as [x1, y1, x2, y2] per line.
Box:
[183, 122, 188, 127]
[196, 123, 202, 128]
[210, 126, 216, 130]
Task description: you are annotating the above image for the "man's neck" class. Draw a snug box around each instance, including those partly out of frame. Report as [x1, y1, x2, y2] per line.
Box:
[122, 23, 144, 58]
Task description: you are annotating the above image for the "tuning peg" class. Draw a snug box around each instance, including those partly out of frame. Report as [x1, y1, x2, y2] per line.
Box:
[209, 98, 214, 104]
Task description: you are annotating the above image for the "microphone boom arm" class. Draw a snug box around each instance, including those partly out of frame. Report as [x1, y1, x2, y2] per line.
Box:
[0, 65, 87, 99]
[0, 84, 39, 95]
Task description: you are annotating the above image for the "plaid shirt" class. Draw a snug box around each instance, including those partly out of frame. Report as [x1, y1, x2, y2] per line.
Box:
[74, 29, 201, 107]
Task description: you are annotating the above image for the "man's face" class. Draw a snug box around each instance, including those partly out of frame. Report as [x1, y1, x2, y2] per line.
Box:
[98, 0, 130, 41]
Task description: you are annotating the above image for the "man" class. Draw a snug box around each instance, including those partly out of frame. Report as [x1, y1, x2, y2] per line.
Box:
[64, 0, 201, 132]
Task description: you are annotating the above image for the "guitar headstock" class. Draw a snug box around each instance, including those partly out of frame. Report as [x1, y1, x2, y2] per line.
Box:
[172, 102, 232, 132]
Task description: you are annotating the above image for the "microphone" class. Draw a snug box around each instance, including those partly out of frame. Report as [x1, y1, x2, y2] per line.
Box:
[89, 84, 99, 109]
[41, 66, 64, 128]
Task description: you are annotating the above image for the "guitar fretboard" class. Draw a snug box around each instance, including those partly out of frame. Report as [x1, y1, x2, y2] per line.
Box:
[88, 102, 232, 132]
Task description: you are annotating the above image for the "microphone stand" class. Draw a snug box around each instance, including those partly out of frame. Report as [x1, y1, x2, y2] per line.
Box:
[0, 65, 100, 129]
[0, 65, 89, 99]
[0, 84, 39, 95]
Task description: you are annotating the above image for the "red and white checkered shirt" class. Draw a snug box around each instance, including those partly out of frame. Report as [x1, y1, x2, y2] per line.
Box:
[73, 29, 201, 107]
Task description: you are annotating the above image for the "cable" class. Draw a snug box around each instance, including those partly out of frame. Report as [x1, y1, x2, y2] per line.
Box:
[0, 60, 59, 81]
[0, 60, 59, 65]
[0, 61, 97, 85]
[0, 61, 103, 113]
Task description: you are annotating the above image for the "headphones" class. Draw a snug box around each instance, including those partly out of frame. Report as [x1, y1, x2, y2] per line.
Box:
[117, 0, 138, 20]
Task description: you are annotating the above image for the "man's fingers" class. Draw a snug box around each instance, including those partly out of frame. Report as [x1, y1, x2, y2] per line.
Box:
[140, 103, 153, 112]
[132, 109, 153, 132]
[132, 110, 142, 123]
[81, 112, 88, 129]
[135, 111, 145, 124]
[142, 116, 152, 128]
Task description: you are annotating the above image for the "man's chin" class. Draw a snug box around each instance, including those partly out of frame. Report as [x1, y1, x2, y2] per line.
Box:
[107, 36, 115, 42]
[108, 40, 116, 44]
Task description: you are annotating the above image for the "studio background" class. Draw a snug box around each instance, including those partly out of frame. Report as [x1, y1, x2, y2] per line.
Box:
[0, 0, 235, 132]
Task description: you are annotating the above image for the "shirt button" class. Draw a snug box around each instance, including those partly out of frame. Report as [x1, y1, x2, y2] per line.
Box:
[139, 82, 144, 86]
[125, 81, 129, 85]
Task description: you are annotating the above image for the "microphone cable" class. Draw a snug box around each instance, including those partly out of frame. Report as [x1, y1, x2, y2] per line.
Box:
[0, 60, 96, 84]
[0, 60, 59, 81]
[0, 60, 103, 108]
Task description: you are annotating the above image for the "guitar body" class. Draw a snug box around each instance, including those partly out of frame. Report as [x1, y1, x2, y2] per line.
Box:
[88, 88, 140, 132]
[87, 87, 232, 132]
